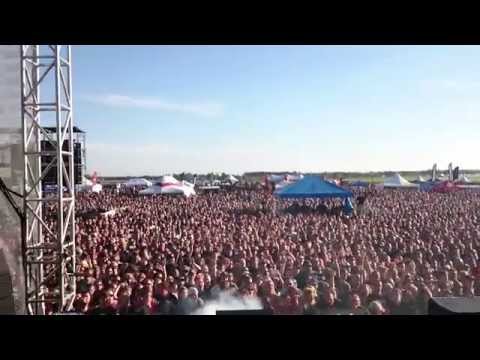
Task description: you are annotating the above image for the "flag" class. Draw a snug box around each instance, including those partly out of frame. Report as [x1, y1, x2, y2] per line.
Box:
[432, 164, 437, 181]
[448, 163, 453, 181]
[453, 167, 459, 181]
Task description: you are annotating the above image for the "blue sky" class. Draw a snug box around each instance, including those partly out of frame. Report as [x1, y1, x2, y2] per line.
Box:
[73, 45, 480, 176]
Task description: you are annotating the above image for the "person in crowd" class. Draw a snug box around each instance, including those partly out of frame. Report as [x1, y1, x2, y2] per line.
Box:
[348, 293, 366, 315]
[260, 278, 281, 314]
[416, 285, 433, 315]
[153, 284, 176, 315]
[317, 288, 341, 315]
[116, 285, 133, 314]
[368, 300, 387, 315]
[295, 261, 314, 290]
[343, 198, 354, 217]
[187, 287, 205, 313]
[173, 287, 191, 315]
[73, 292, 91, 313]
[356, 193, 367, 216]
[277, 279, 303, 315]
[302, 286, 319, 315]
[87, 289, 118, 315]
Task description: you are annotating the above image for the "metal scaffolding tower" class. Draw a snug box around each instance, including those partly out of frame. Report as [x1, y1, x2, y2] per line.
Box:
[21, 45, 76, 315]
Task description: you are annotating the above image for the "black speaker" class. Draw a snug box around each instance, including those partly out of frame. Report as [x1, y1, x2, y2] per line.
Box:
[74, 143, 81, 163]
[74, 165, 82, 184]
[216, 309, 273, 315]
[41, 140, 83, 185]
[0, 249, 15, 314]
[428, 297, 480, 315]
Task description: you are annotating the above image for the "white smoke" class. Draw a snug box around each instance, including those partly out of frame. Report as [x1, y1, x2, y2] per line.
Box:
[192, 292, 263, 315]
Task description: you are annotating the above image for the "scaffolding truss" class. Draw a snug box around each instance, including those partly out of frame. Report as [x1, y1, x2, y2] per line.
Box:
[21, 45, 76, 315]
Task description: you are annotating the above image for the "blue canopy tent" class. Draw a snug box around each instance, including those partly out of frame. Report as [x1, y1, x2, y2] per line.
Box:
[275, 175, 353, 199]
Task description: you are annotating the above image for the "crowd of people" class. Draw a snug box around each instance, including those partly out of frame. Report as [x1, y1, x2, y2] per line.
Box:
[42, 183, 480, 315]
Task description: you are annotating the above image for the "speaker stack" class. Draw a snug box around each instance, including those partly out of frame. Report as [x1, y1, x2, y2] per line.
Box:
[41, 140, 83, 185]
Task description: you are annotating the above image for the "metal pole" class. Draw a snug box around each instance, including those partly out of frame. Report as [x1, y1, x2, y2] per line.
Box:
[34, 44, 45, 315]
[67, 45, 76, 305]
[54, 45, 65, 308]
[20, 45, 30, 314]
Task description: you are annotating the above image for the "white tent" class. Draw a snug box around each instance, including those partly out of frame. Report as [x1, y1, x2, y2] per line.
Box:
[274, 179, 294, 191]
[76, 182, 102, 193]
[417, 176, 426, 182]
[384, 174, 418, 188]
[139, 184, 195, 197]
[272, 174, 305, 192]
[325, 178, 341, 186]
[267, 174, 287, 184]
[458, 174, 471, 183]
[182, 180, 195, 188]
[286, 174, 304, 182]
[156, 175, 179, 184]
[123, 178, 153, 187]
[76, 177, 93, 192]
[139, 175, 196, 197]
[267, 173, 303, 184]
[227, 175, 239, 184]
[91, 183, 103, 193]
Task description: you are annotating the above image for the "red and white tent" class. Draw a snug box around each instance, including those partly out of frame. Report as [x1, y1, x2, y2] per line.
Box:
[76, 172, 103, 193]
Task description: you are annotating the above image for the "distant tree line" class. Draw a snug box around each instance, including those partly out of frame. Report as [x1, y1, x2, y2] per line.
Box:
[97, 169, 479, 181]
